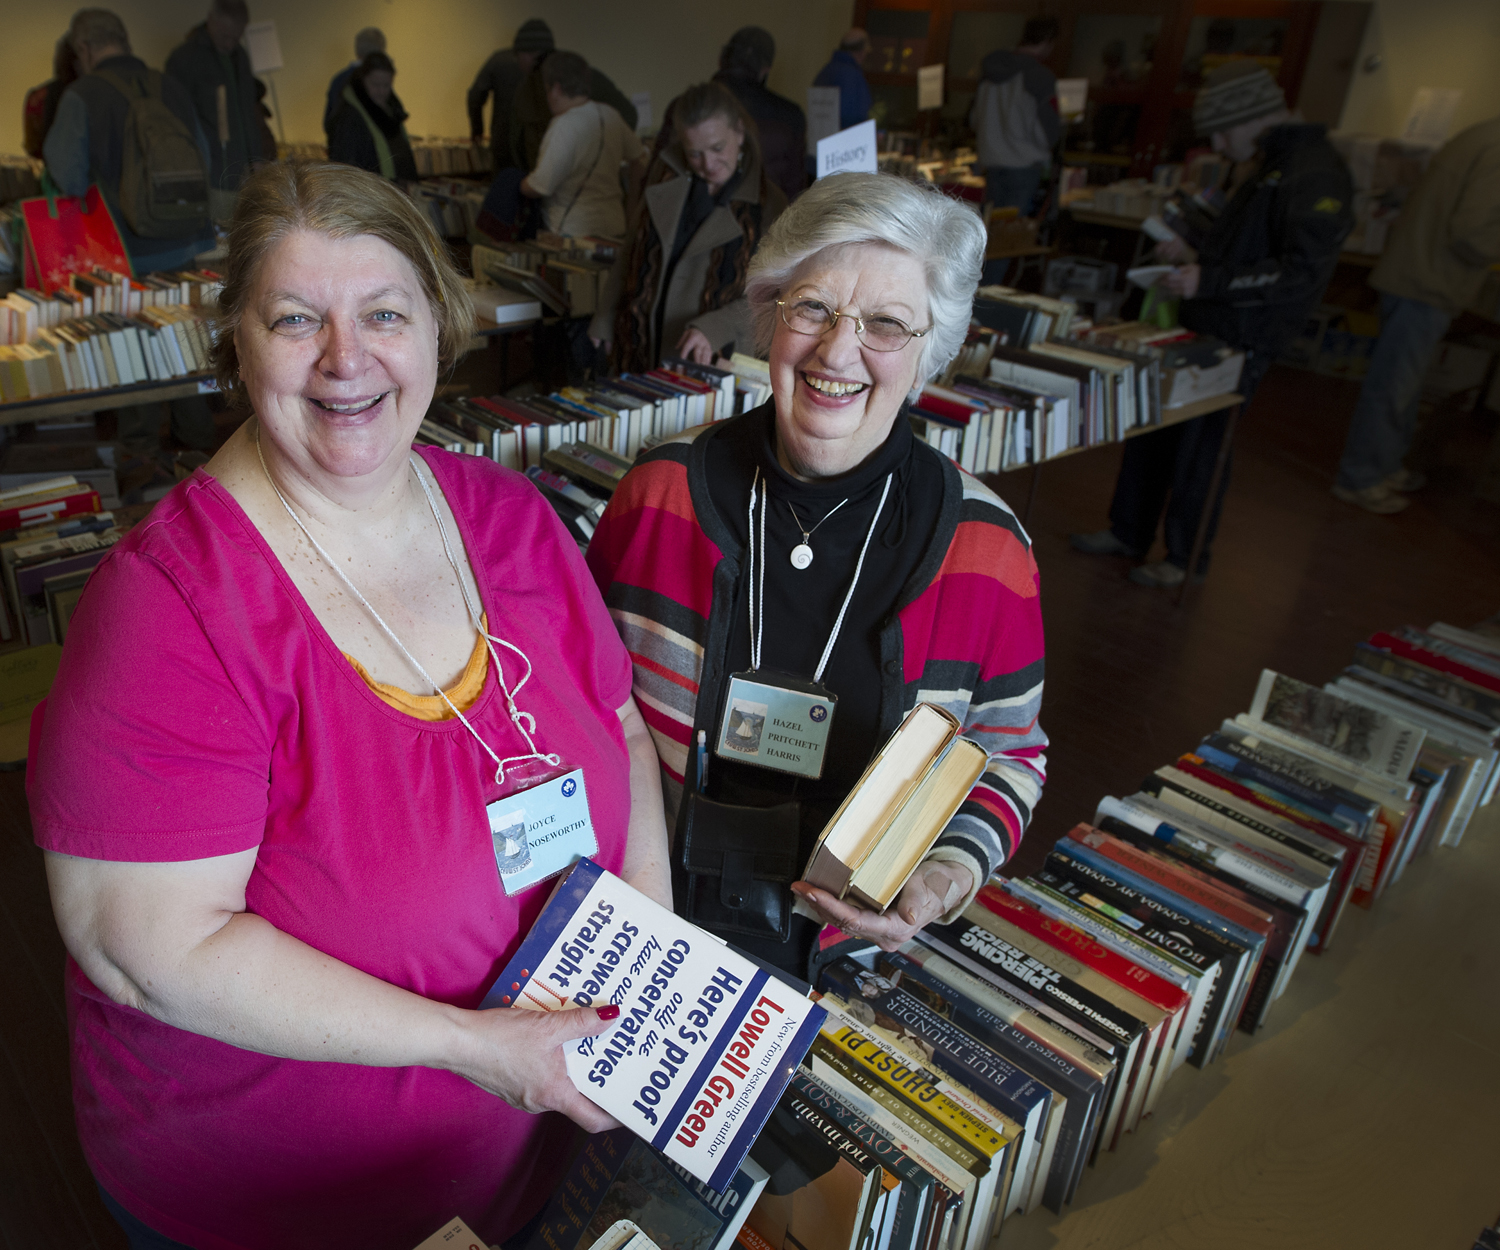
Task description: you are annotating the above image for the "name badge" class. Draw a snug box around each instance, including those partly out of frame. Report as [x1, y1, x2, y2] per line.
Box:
[488, 768, 598, 896]
[716, 671, 836, 779]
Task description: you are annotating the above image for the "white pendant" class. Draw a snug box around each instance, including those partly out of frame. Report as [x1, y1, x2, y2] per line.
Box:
[790, 543, 814, 570]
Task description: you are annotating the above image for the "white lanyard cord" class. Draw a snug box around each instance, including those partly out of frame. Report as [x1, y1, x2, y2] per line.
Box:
[256, 432, 559, 784]
[745, 468, 892, 685]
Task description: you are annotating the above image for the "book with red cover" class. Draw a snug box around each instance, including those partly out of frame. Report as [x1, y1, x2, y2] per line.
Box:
[0, 484, 101, 532]
[914, 391, 980, 424]
[1168, 756, 1368, 953]
[1078, 821, 1294, 1032]
[1369, 631, 1500, 695]
[973, 883, 1188, 1118]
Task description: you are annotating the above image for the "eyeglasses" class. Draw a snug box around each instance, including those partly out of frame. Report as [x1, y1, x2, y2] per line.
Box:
[776, 298, 930, 353]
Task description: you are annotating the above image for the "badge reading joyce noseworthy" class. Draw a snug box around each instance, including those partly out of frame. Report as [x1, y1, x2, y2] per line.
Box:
[488, 768, 598, 896]
[715, 672, 836, 779]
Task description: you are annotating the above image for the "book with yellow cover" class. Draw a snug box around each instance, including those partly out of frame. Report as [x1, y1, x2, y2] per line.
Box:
[804, 704, 988, 911]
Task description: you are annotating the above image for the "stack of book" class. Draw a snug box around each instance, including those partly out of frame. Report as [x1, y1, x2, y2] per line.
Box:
[472, 240, 614, 318]
[409, 137, 494, 178]
[0, 267, 219, 404]
[423, 355, 768, 476]
[697, 621, 1494, 1249]
[0, 486, 152, 645]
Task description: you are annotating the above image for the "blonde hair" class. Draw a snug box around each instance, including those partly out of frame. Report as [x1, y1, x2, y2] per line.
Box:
[210, 162, 475, 406]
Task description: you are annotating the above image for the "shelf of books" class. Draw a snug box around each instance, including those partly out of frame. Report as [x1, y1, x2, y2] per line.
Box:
[0, 265, 221, 425]
[431, 619, 1495, 1250]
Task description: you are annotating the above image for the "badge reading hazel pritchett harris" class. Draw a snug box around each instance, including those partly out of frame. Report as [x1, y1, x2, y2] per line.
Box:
[715, 673, 837, 779]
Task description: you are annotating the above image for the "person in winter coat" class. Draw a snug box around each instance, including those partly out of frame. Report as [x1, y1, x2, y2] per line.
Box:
[467, 18, 552, 173]
[812, 29, 872, 132]
[590, 82, 786, 371]
[324, 27, 385, 141]
[165, 0, 274, 203]
[327, 53, 418, 183]
[715, 26, 807, 207]
[970, 17, 1061, 214]
[1334, 115, 1500, 513]
[1070, 62, 1354, 587]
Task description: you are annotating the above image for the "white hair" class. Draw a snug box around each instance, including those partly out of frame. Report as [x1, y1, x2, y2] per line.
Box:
[744, 172, 985, 388]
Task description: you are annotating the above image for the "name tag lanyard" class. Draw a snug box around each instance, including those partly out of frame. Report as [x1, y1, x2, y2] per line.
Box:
[714, 466, 892, 779]
[260, 437, 596, 896]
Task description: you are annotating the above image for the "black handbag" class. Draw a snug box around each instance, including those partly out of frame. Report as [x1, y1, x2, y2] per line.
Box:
[680, 793, 802, 942]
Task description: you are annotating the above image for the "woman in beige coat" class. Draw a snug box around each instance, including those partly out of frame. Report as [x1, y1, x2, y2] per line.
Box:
[590, 81, 787, 370]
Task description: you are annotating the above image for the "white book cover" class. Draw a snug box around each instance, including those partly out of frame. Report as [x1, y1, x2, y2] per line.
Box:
[481, 859, 823, 1189]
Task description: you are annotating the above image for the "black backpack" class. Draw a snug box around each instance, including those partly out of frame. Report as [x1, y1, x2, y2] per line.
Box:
[96, 69, 210, 238]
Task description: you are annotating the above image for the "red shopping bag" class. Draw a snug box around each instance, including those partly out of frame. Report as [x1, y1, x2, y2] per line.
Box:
[21, 184, 132, 293]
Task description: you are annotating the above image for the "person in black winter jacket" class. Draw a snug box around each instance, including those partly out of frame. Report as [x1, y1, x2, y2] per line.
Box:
[327, 52, 418, 183]
[1071, 62, 1353, 588]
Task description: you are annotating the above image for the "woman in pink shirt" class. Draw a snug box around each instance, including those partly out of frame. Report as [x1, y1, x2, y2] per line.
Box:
[29, 162, 670, 1250]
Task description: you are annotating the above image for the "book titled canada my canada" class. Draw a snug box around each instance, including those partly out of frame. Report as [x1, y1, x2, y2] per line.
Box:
[482, 859, 825, 1189]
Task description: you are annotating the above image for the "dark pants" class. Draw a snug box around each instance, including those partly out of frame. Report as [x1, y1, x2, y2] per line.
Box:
[983, 164, 1045, 215]
[1108, 351, 1271, 570]
[1336, 292, 1452, 490]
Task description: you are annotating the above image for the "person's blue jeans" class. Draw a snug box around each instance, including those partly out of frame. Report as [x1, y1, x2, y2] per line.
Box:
[1336, 292, 1452, 490]
[983, 164, 1045, 216]
[97, 1184, 194, 1250]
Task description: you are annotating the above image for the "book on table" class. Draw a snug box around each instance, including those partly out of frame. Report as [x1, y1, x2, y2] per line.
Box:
[802, 703, 988, 912]
[481, 858, 824, 1189]
[522, 1126, 766, 1250]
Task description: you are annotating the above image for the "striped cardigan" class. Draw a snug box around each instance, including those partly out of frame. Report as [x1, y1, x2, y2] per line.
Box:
[585, 420, 1048, 918]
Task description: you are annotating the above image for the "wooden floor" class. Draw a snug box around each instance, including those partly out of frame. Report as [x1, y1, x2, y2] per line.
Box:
[1, 364, 1497, 1247]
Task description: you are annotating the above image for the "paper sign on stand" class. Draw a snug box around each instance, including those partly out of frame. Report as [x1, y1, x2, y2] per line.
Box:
[630, 91, 652, 134]
[1056, 78, 1089, 121]
[917, 63, 944, 111]
[242, 22, 283, 73]
[816, 120, 878, 180]
[1402, 88, 1461, 146]
[807, 86, 841, 154]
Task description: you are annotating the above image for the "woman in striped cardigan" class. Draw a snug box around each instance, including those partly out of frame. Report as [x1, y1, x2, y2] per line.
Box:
[587, 172, 1047, 978]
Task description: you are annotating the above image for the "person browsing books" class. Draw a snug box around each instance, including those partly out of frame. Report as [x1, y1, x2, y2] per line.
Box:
[519, 52, 644, 239]
[29, 163, 672, 1250]
[590, 81, 788, 370]
[1070, 63, 1353, 587]
[587, 172, 1048, 979]
[327, 51, 419, 183]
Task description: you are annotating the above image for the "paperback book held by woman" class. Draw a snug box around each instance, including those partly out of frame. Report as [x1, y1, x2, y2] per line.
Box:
[482, 859, 825, 1189]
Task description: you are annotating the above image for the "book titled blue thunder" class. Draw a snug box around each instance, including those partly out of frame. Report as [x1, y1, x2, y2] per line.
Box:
[482, 858, 825, 1189]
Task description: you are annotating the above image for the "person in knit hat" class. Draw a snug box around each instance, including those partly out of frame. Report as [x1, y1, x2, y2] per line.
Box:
[1070, 60, 1353, 588]
[467, 18, 556, 170]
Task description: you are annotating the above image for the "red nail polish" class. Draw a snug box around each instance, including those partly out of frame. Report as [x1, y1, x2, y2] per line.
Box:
[597, 1004, 620, 1021]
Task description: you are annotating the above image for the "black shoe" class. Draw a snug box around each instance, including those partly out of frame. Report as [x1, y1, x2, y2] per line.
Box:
[1069, 529, 1141, 557]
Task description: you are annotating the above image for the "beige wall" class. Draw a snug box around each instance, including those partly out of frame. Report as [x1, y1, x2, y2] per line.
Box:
[1339, 0, 1500, 138]
[1, 0, 851, 155]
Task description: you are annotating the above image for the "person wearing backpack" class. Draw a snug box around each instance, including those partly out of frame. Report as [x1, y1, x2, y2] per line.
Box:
[43, 10, 219, 457]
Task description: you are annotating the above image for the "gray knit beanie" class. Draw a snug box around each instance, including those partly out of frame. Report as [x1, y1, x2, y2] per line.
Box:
[1192, 62, 1286, 135]
[513, 19, 555, 54]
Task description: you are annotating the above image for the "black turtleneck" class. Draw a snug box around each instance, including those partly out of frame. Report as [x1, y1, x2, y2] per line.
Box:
[702, 400, 944, 835]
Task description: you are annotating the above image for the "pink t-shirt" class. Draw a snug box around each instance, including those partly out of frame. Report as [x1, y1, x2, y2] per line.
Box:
[28, 449, 634, 1250]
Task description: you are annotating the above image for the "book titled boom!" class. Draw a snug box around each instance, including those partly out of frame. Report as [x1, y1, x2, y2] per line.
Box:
[481, 858, 825, 1189]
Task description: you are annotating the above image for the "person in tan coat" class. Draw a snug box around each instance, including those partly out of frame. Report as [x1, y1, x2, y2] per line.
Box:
[591, 82, 786, 370]
[1334, 115, 1500, 513]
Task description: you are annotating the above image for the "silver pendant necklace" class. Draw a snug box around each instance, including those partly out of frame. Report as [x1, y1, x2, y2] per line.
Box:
[785, 496, 849, 570]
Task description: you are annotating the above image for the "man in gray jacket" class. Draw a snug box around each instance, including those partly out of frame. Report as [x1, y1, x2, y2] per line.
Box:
[1334, 115, 1500, 513]
[970, 17, 1061, 214]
